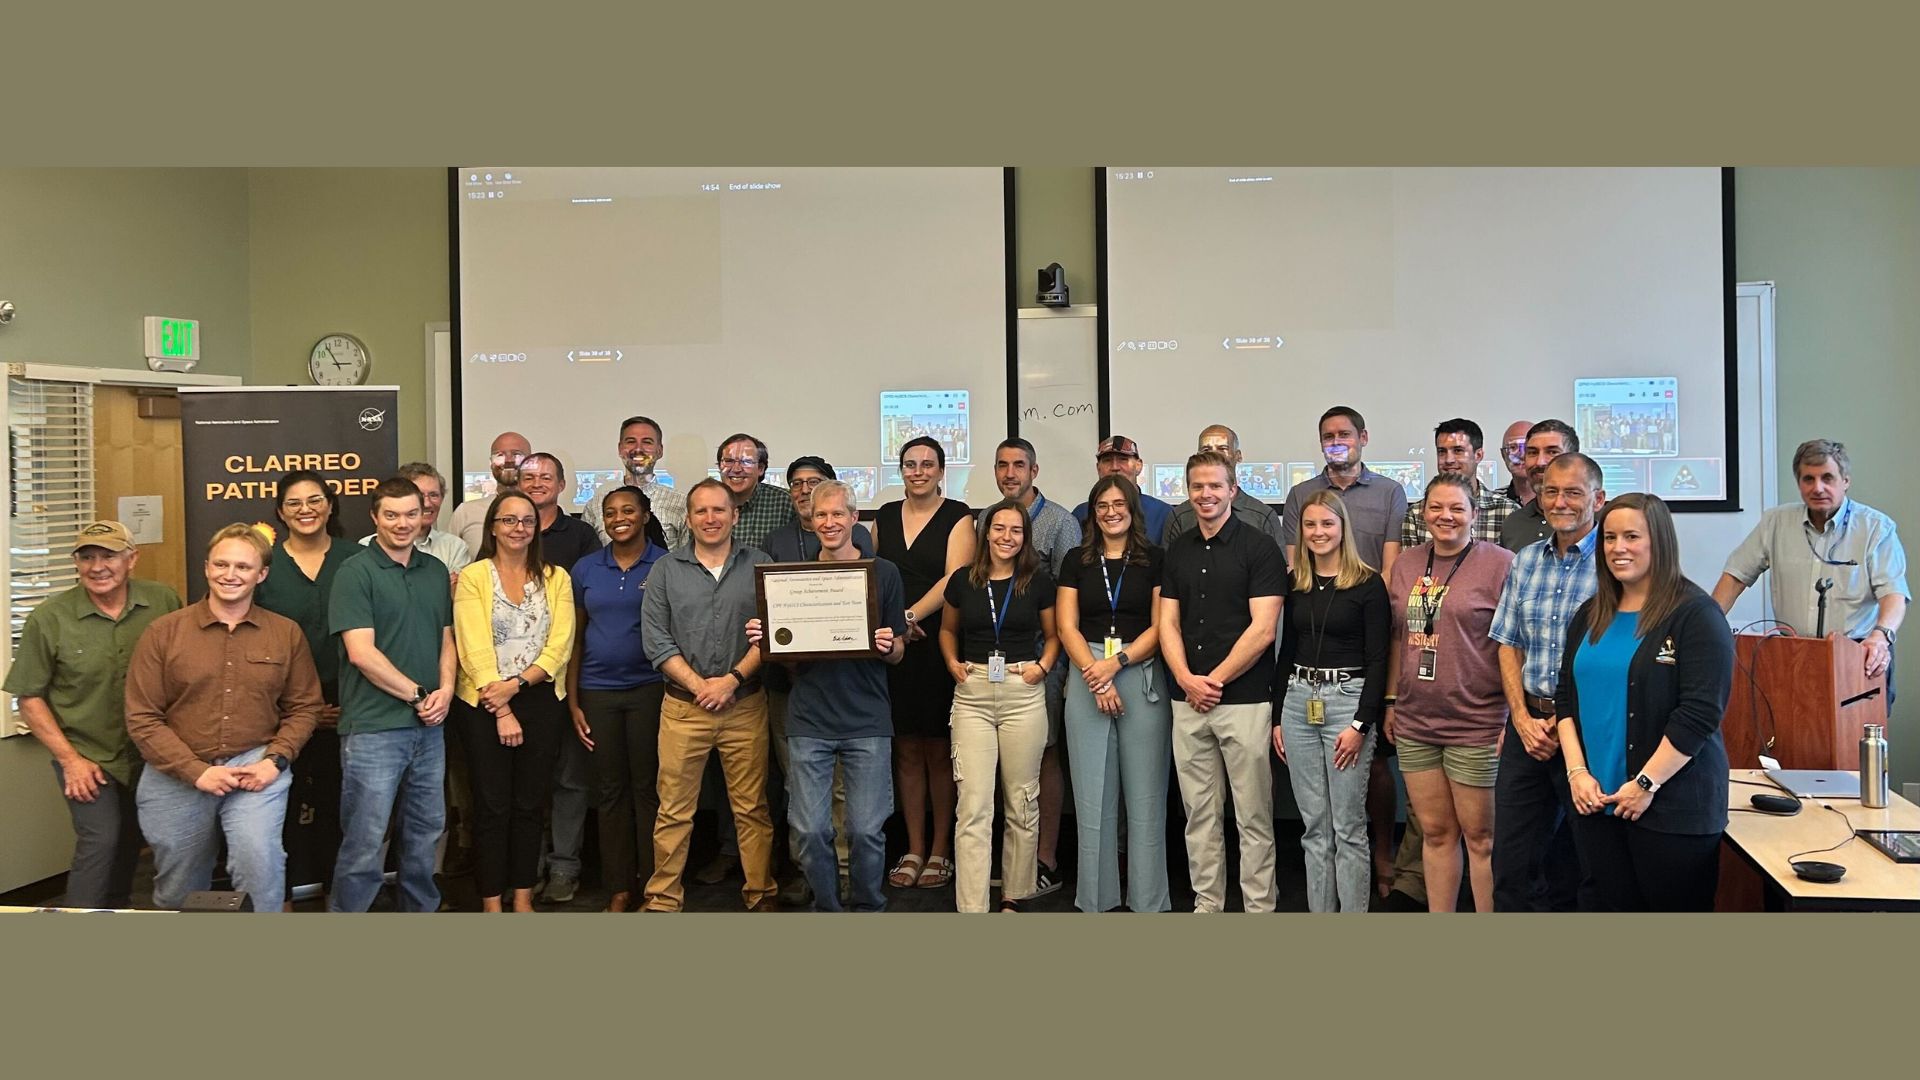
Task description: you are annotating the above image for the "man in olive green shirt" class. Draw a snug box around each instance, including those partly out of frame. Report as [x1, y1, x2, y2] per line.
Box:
[1, 521, 181, 908]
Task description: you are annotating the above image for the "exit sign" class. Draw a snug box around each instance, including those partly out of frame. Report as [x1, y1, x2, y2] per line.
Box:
[143, 316, 200, 362]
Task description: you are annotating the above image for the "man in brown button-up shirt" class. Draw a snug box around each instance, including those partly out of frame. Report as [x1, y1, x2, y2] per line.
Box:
[125, 524, 324, 912]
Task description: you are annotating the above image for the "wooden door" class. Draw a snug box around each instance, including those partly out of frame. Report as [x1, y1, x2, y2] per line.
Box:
[92, 386, 189, 599]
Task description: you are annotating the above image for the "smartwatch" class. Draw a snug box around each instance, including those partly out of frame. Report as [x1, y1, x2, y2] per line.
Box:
[266, 753, 291, 772]
[1349, 719, 1368, 734]
[409, 685, 428, 705]
[728, 668, 747, 686]
[1115, 650, 1131, 668]
[1634, 773, 1661, 794]
[514, 674, 530, 692]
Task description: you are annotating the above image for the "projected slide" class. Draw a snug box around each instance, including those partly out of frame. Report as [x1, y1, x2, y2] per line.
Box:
[457, 168, 1008, 508]
[1105, 168, 1730, 504]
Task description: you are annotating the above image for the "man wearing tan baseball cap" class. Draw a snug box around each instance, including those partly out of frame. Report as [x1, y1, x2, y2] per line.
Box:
[2, 520, 182, 908]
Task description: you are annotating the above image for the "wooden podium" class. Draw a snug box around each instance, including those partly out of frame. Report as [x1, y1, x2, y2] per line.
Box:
[1717, 632, 1887, 911]
[1721, 633, 1886, 769]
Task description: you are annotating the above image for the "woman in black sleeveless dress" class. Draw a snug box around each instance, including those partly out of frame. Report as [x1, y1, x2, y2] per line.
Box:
[876, 436, 976, 890]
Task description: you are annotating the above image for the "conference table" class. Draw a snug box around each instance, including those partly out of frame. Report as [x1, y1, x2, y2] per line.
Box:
[1720, 769, 1920, 912]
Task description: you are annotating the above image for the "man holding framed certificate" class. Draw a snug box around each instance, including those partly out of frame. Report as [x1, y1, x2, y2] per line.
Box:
[749, 479, 908, 911]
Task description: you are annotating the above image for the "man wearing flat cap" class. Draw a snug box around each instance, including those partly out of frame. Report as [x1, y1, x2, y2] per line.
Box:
[3, 521, 181, 908]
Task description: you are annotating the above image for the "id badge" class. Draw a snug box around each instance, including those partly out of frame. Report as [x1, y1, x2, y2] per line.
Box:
[987, 651, 1008, 683]
[1307, 696, 1327, 725]
[1417, 647, 1438, 682]
[1103, 637, 1123, 660]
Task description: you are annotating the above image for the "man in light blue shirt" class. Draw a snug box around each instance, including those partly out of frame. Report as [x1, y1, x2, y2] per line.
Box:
[1715, 439, 1907, 694]
[1488, 453, 1606, 911]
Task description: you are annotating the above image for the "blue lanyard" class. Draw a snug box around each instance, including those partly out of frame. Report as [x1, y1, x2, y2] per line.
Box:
[985, 576, 1013, 647]
[1098, 555, 1128, 637]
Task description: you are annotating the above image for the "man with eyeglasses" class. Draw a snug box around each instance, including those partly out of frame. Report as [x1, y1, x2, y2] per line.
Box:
[716, 432, 797, 552]
[449, 431, 532, 554]
[581, 414, 689, 551]
[1716, 438, 1908, 694]
[1497, 420, 1535, 507]
[513, 452, 600, 904]
[360, 462, 472, 582]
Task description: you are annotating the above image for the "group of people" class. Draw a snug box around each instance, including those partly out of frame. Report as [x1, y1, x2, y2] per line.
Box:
[7, 407, 1906, 913]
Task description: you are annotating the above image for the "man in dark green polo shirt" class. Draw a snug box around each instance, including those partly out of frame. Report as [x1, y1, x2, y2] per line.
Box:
[2, 520, 181, 908]
[326, 477, 456, 912]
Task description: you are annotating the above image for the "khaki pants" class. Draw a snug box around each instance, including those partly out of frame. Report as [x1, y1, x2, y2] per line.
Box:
[1172, 700, 1277, 913]
[949, 666, 1048, 912]
[644, 691, 776, 911]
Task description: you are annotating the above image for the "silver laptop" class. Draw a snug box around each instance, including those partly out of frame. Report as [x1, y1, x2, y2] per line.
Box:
[1764, 769, 1861, 799]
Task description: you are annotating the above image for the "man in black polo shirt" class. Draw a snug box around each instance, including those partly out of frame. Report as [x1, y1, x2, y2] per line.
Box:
[1159, 450, 1287, 913]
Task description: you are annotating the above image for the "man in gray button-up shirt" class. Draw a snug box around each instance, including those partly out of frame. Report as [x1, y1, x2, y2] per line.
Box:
[1715, 439, 1907, 695]
[639, 478, 778, 911]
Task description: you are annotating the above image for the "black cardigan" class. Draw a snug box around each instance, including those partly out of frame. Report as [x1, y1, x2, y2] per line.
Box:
[1553, 585, 1734, 836]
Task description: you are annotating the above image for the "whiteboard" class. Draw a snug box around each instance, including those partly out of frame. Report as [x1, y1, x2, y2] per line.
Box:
[1672, 282, 1775, 628]
[1015, 306, 1100, 510]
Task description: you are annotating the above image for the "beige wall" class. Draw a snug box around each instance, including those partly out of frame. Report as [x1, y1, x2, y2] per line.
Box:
[1735, 168, 1920, 784]
[247, 168, 450, 464]
[0, 168, 252, 376]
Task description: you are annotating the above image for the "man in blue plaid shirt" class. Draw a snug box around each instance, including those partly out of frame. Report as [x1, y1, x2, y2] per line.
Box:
[1487, 452, 1605, 911]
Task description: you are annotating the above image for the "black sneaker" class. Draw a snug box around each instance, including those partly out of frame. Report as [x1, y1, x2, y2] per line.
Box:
[1030, 861, 1063, 898]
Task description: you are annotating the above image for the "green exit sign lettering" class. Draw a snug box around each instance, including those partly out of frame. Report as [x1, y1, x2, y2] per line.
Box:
[143, 316, 200, 362]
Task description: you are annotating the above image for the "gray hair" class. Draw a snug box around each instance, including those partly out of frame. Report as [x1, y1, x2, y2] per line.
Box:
[1792, 438, 1850, 479]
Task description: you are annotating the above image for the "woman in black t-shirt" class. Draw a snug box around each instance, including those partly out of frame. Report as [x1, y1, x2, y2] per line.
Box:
[1272, 489, 1390, 912]
[939, 500, 1059, 912]
[1056, 475, 1173, 913]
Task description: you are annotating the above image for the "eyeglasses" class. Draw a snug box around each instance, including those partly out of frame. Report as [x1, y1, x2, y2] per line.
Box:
[718, 457, 760, 473]
[496, 516, 538, 530]
[790, 477, 827, 490]
[490, 450, 527, 464]
[281, 495, 329, 510]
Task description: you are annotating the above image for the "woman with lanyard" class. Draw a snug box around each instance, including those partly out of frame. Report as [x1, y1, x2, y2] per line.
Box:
[876, 436, 976, 891]
[255, 469, 359, 908]
[1557, 494, 1733, 910]
[940, 499, 1059, 912]
[1384, 474, 1514, 912]
[568, 485, 669, 913]
[451, 490, 577, 912]
[1273, 489, 1391, 912]
[1056, 475, 1172, 913]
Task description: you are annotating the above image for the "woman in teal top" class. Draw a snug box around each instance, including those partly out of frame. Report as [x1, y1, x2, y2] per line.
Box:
[253, 469, 360, 901]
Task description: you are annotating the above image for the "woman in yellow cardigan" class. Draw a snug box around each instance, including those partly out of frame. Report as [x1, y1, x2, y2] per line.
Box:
[453, 489, 576, 912]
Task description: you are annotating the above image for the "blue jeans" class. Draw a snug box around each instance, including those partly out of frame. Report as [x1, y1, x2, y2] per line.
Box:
[786, 736, 892, 912]
[331, 725, 447, 912]
[136, 745, 289, 913]
[1278, 675, 1376, 912]
[1063, 661, 1173, 912]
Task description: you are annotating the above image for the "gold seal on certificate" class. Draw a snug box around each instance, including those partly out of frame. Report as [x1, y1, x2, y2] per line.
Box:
[755, 560, 882, 661]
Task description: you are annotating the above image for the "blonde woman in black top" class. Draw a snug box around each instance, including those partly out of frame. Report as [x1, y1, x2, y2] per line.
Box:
[1272, 489, 1390, 911]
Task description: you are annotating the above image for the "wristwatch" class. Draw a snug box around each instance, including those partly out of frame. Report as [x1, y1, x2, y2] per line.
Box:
[1349, 719, 1368, 733]
[1634, 772, 1661, 794]
[514, 674, 530, 691]
[1872, 624, 1897, 646]
[1115, 650, 1131, 667]
[408, 685, 428, 705]
[266, 753, 291, 772]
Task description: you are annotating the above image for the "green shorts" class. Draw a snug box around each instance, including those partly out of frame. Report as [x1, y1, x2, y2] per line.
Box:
[1395, 737, 1499, 788]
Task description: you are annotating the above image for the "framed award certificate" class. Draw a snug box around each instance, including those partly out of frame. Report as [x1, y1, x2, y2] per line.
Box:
[755, 560, 881, 661]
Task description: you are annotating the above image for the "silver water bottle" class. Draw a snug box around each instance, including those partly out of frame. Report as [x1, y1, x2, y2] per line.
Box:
[1860, 724, 1889, 808]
